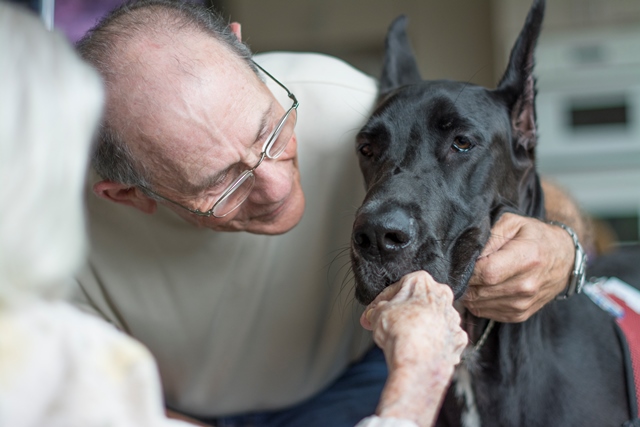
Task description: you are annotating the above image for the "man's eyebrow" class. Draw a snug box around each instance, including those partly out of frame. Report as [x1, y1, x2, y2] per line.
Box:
[185, 104, 274, 195]
[188, 173, 225, 194]
[254, 104, 273, 145]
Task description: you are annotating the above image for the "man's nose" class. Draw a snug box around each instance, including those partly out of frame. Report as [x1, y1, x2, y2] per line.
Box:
[248, 157, 292, 202]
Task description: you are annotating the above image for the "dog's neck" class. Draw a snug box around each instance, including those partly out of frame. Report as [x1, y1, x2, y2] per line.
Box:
[518, 170, 545, 220]
[455, 301, 494, 355]
[489, 167, 545, 228]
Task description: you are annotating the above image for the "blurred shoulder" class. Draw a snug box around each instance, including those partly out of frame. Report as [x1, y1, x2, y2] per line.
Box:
[253, 51, 378, 94]
[254, 52, 378, 137]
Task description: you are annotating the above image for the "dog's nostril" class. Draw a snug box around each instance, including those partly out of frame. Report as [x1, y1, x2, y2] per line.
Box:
[353, 231, 371, 249]
[384, 230, 410, 247]
[352, 208, 416, 257]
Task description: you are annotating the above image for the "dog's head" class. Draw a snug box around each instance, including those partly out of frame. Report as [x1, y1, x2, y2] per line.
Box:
[352, 0, 547, 304]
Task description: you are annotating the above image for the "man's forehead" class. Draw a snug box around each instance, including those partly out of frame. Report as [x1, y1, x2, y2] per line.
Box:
[108, 28, 258, 131]
[118, 29, 242, 79]
[107, 30, 266, 193]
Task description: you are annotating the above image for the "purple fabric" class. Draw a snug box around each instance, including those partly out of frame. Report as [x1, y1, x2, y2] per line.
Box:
[54, 0, 125, 42]
[54, 0, 206, 43]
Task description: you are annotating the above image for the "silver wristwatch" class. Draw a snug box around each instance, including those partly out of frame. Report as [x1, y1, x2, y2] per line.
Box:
[548, 221, 587, 300]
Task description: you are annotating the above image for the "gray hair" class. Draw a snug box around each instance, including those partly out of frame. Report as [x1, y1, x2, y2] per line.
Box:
[76, 0, 256, 188]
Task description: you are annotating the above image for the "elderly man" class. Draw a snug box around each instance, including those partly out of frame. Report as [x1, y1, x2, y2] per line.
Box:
[73, 1, 586, 426]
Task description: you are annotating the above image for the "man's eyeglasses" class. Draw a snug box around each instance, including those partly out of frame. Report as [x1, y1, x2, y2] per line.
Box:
[140, 61, 299, 218]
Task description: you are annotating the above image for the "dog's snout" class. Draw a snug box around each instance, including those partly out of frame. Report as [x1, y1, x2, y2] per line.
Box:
[353, 225, 410, 251]
[352, 208, 416, 258]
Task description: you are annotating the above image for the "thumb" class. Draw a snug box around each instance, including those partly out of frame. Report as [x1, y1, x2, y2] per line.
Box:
[480, 213, 524, 257]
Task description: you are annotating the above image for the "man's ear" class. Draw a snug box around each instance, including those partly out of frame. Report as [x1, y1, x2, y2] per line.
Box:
[229, 22, 242, 41]
[93, 180, 157, 214]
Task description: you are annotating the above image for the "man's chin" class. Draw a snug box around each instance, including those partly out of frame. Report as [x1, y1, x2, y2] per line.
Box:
[245, 193, 306, 235]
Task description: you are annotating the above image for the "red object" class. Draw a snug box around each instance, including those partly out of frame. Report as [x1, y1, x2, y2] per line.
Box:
[610, 293, 640, 412]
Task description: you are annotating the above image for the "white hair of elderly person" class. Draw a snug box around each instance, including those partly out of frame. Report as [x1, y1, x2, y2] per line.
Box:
[0, 4, 193, 426]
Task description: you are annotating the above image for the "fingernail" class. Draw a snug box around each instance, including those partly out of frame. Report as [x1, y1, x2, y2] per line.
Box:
[365, 308, 373, 322]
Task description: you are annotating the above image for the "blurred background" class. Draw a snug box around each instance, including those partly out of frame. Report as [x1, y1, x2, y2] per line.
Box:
[10, 0, 640, 253]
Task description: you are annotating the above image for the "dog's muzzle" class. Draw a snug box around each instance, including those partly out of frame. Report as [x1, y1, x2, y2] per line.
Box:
[352, 207, 417, 261]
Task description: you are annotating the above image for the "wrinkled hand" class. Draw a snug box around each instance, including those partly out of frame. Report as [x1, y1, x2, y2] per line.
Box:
[361, 270, 467, 368]
[361, 271, 468, 427]
[463, 213, 574, 323]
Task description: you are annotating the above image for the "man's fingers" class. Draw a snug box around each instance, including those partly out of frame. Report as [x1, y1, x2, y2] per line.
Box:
[466, 214, 580, 323]
[465, 273, 539, 302]
[470, 249, 515, 289]
[478, 213, 524, 257]
[470, 234, 538, 289]
[464, 293, 541, 323]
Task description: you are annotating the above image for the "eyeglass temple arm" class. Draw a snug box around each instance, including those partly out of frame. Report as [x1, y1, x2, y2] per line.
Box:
[251, 60, 299, 107]
[138, 185, 213, 217]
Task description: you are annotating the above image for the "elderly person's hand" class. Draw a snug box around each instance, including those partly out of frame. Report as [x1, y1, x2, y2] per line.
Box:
[361, 271, 468, 427]
[463, 213, 575, 323]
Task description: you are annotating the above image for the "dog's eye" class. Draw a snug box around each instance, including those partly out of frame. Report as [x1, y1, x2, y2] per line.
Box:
[358, 143, 374, 158]
[452, 136, 474, 152]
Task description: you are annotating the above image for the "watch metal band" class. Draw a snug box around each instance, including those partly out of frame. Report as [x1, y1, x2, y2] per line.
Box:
[548, 220, 587, 300]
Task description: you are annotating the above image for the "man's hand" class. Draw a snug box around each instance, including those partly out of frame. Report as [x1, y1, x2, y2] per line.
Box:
[463, 213, 574, 323]
[361, 271, 468, 427]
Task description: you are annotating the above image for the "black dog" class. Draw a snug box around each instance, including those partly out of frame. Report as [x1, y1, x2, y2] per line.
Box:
[351, 0, 639, 425]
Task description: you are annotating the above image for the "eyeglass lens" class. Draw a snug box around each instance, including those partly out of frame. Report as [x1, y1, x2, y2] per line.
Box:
[212, 108, 296, 217]
[212, 171, 256, 217]
[264, 107, 297, 159]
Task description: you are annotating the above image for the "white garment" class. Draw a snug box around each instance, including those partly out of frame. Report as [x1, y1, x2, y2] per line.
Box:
[72, 52, 380, 416]
[0, 300, 192, 427]
[0, 301, 414, 427]
[357, 417, 419, 427]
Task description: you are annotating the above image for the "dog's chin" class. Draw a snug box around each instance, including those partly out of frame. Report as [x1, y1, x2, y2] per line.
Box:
[352, 253, 477, 305]
[352, 260, 396, 305]
[448, 226, 488, 299]
[449, 264, 475, 300]
[354, 281, 385, 306]
[351, 259, 461, 306]
[351, 226, 486, 305]
[353, 268, 467, 306]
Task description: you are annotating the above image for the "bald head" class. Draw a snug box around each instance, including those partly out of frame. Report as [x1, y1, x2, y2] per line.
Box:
[110, 28, 262, 191]
[77, 0, 256, 188]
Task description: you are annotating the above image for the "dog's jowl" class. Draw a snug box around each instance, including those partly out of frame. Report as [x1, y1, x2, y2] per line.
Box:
[351, 0, 639, 425]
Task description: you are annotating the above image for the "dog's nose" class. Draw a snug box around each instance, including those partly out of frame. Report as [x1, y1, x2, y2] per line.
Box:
[352, 208, 416, 257]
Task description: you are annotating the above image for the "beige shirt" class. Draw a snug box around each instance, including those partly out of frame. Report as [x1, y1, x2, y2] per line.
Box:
[72, 52, 379, 417]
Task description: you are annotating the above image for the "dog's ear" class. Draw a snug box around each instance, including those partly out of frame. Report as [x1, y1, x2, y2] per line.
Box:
[379, 15, 422, 95]
[495, 0, 545, 158]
